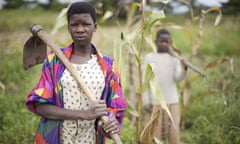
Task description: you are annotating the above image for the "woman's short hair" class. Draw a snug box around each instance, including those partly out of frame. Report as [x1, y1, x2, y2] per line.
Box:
[67, 2, 96, 23]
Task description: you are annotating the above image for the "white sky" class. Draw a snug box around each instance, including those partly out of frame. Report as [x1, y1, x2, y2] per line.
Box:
[196, 0, 228, 7]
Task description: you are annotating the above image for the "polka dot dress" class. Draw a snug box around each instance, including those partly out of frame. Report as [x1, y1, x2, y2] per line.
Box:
[60, 55, 105, 144]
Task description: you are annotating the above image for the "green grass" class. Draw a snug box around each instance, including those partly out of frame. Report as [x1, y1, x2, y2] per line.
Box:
[0, 8, 240, 143]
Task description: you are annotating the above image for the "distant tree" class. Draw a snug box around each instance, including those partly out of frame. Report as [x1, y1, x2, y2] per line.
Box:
[92, 0, 134, 19]
[3, 0, 29, 9]
[38, 0, 57, 10]
[222, 0, 240, 15]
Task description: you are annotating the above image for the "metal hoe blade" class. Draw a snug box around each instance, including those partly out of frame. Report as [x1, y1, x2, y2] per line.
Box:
[23, 36, 47, 70]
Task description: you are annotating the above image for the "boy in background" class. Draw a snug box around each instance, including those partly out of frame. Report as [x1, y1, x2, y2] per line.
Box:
[143, 29, 187, 144]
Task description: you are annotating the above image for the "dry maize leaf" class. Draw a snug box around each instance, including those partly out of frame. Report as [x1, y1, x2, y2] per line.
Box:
[204, 57, 231, 71]
[139, 107, 160, 144]
[100, 10, 113, 23]
[165, 23, 192, 38]
[214, 13, 222, 26]
[204, 7, 222, 26]
[178, 0, 191, 6]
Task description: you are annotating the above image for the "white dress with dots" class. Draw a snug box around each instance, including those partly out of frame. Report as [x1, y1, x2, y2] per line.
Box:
[60, 55, 105, 144]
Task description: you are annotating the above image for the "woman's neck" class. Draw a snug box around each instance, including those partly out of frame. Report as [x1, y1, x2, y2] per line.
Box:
[70, 43, 93, 64]
[72, 43, 92, 56]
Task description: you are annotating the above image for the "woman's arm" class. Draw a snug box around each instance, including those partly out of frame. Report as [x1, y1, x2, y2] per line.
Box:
[36, 100, 107, 120]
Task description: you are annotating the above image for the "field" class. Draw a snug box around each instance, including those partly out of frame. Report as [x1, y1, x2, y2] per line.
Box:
[0, 8, 240, 144]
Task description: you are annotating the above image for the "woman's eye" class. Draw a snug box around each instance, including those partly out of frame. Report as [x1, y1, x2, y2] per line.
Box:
[83, 23, 91, 26]
[70, 23, 77, 27]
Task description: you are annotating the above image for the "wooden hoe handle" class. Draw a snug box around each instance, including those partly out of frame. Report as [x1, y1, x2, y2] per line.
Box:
[169, 47, 205, 77]
[30, 24, 123, 144]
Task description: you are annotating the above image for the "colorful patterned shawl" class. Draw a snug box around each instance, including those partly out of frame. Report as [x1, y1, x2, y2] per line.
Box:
[26, 43, 127, 144]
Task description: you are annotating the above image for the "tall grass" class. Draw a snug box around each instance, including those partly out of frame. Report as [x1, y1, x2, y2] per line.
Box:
[182, 57, 240, 144]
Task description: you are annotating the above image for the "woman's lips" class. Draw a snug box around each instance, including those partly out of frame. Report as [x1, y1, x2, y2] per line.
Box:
[75, 35, 86, 41]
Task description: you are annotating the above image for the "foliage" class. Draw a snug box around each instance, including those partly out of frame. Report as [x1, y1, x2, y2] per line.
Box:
[182, 57, 240, 144]
[0, 33, 41, 143]
[3, 0, 28, 9]
[3, 0, 67, 10]
[222, 0, 240, 14]
[0, 9, 59, 32]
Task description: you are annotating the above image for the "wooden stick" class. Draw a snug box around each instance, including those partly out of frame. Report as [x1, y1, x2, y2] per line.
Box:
[30, 24, 123, 144]
[169, 46, 205, 77]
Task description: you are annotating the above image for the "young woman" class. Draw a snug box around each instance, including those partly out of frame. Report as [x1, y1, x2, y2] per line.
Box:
[26, 2, 127, 144]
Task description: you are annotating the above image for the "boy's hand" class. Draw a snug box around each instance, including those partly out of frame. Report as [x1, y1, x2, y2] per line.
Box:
[180, 58, 188, 70]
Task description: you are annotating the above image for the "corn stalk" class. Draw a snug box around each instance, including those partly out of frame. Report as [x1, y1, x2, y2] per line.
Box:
[117, 1, 174, 143]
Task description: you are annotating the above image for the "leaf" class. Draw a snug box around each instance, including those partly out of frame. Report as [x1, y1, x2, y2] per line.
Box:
[145, 10, 165, 33]
[127, 2, 141, 27]
[120, 32, 124, 40]
[126, 99, 139, 117]
[139, 106, 160, 143]
[143, 63, 175, 128]
[214, 12, 222, 26]
[149, 74, 174, 125]
[51, 17, 67, 35]
[204, 57, 232, 71]
[142, 64, 155, 92]
[149, 10, 165, 21]
[145, 36, 157, 53]
[178, 0, 191, 6]
[51, 6, 69, 35]
[100, 10, 113, 24]
[127, 21, 143, 43]
[165, 23, 192, 38]
[203, 7, 222, 26]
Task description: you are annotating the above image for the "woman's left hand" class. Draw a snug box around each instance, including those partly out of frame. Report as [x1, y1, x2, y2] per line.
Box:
[98, 117, 119, 134]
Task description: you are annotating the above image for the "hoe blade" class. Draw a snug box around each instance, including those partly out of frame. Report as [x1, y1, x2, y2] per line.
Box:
[23, 36, 46, 70]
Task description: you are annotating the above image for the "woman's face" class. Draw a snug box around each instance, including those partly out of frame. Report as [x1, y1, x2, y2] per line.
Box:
[156, 34, 171, 53]
[68, 13, 96, 47]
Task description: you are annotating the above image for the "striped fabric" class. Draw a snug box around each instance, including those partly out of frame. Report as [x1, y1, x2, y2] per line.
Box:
[26, 43, 127, 144]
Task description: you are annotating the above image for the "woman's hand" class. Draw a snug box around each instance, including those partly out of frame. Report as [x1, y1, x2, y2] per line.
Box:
[83, 100, 107, 120]
[98, 117, 119, 134]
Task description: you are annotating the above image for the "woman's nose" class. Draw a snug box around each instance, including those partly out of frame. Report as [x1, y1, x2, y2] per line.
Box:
[76, 25, 84, 32]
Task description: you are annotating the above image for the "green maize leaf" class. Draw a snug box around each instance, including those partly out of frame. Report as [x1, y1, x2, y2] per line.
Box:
[144, 35, 157, 53]
[120, 32, 124, 40]
[127, 2, 141, 26]
[145, 10, 165, 33]
[51, 6, 69, 35]
[126, 99, 139, 117]
[142, 64, 155, 93]
[145, 63, 175, 128]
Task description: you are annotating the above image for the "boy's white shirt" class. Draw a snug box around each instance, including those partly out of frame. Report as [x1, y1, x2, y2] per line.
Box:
[143, 52, 187, 105]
